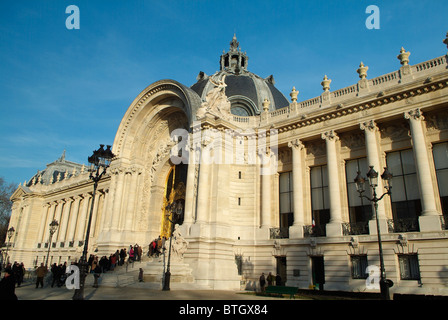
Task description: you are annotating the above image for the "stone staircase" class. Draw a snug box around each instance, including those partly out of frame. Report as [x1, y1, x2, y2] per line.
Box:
[84, 262, 140, 288]
[84, 256, 212, 290]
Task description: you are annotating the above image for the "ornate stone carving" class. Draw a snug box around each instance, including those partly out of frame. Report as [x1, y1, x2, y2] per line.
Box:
[288, 138, 304, 150]
[397, 47, 411, 66]
[357, 62, 368, 79]
[321, 130, 339, 142]
[380, 122, 410, 140]
[404, 108, 424, 121]
[305, 141, 325, 157]
[170, 224, 189, 260]
[321, 75, 331, 92]
[426, 111, 448, 131]
[290, 87, 299, 102]
[196, 74, 231, 120]
[149, 139, 176, 183]
[444, 31, 448, 49]
[360, 119, 378, 132]
[340, 132, 365, 149]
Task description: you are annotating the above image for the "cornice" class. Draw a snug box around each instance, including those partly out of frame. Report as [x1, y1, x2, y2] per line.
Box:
[273, 75, 448, 135]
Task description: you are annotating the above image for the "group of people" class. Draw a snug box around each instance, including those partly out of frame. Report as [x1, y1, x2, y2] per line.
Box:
[1, 240, 167, 298]
[259, 272, 283, 292]
[0, 261, 26, 300]
[148, 236, 166, 257]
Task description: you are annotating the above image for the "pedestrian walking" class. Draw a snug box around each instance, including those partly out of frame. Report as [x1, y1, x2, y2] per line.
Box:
[267, 272, 274, 286]
[35, 263, 47, 288]
[138, 268, 144, 282]
[93, 264, 101, 288]
[0, 267, 17, 300]
[259, 273, 266, 293]
[275, 274, 282, 286]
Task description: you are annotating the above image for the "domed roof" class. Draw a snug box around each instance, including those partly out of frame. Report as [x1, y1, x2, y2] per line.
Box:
[190, 35, 289, 116]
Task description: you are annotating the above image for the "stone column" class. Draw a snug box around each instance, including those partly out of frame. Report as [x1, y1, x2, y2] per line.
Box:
[67, 196, 82, 244]
[259, 148, 272, 229]
[196, 139, 212, 224]
[360, 120, 389, 235]
[75, 194, 90, 242]
[288, 139, 305, 238]
[53, 200, 65, 241]
[124, 167, 141, 231]
[58, 198, 73, 244]
[97, 189, 109, 235]
[42, 202, 56, 244]
[405, 108, 441, 231]
[321, 130, 343, 236]
[89, 191, 101, 237]
[183, 143, 199, 225]
[37, 204, 50, 244]
[110, 167, 125, 230]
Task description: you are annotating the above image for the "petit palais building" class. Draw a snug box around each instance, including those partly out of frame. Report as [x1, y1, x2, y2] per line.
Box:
[6, 34, 448, 296]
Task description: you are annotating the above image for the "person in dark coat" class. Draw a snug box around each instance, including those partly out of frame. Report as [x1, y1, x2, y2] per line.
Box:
[275, 274, 282, 286]
[259, 273, 266, 293]
[93, 264, 101, 288]
[0, 267, 18, 300]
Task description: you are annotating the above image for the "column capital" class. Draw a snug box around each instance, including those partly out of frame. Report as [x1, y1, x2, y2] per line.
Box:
[360, 119, 378, 132]
[321, 130, 339, 142]
[404, 108, 424, 121]
[288, 138, 304, 150]
[201, 136, 213, 148]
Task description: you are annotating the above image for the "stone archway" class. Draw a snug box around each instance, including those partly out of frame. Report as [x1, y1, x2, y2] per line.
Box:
[98, 80, 199, 251]
[160, 163, 187, 239]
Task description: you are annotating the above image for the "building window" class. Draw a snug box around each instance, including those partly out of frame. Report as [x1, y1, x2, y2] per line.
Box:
[310, 165, 330, 235]
[350, 255, 368, 279]
[432, 142, 448, 215]
[345, 158, 372, 234]
[398, 254, 421, 280]
[279, 172, 294, 235]
[386, 149, 421, 232]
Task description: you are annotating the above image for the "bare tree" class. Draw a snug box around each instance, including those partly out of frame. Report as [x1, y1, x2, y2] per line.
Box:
[0, 177, 17, 246]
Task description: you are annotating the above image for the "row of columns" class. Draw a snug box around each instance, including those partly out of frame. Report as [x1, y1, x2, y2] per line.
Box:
[170, 107, 442, 237]
[285, 108, 441, 237]
[37, 192, 104, 247]
[102, 165, 143, 237]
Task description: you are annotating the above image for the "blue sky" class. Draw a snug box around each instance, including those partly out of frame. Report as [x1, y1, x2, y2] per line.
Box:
[0, 0, 447, 186]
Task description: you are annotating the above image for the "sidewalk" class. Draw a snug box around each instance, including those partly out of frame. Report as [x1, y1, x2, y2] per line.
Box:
[14, 281, 286, 300]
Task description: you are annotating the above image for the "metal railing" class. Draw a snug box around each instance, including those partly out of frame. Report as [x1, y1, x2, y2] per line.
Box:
[387, 218, 420, 233]
[342, 221, 370, 236]
[303, 224, 326, 237]
[269, 227, 289, 239]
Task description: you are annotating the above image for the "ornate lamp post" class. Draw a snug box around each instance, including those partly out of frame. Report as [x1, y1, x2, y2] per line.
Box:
[354, 166, 394, 300]
[73, 144, 114, 300]
[162, 200, 183, 291]
[3, 226, 15, 268]
[45, 220, 59, 267]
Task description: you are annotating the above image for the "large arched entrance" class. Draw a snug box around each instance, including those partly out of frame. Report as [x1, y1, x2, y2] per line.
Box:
[160, 163, 187, 238]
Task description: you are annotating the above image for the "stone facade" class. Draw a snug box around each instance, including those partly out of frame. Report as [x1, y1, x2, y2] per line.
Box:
[6, 34, 448, 295]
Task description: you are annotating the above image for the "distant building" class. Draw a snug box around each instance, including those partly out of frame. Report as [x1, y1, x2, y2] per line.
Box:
[7, 33, 448, 296]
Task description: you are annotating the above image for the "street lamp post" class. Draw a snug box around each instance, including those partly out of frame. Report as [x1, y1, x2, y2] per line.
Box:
[45, 220, 59, 267]
[354, 166, 394, 300]
[3, 227, 15, 268]
[73, 144, 114, 300]
[162, 200, 183, 291]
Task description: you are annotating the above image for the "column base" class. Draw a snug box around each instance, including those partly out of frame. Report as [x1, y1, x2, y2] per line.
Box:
[419, 215, 442, 232]
[325, 222, 343, 237]
[255, 226, 271, 240]
[289, 225, 304, 239]
[369, 218, 390, 235]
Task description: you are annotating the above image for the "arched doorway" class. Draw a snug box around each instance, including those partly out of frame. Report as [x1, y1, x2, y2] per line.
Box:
[160, 163, 188, 238]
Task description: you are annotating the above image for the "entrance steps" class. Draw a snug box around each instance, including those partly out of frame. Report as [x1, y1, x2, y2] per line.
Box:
[83, 256, 207, 289]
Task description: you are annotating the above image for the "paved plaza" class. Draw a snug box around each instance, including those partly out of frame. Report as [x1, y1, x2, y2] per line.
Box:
[14, 281, 289, 301]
